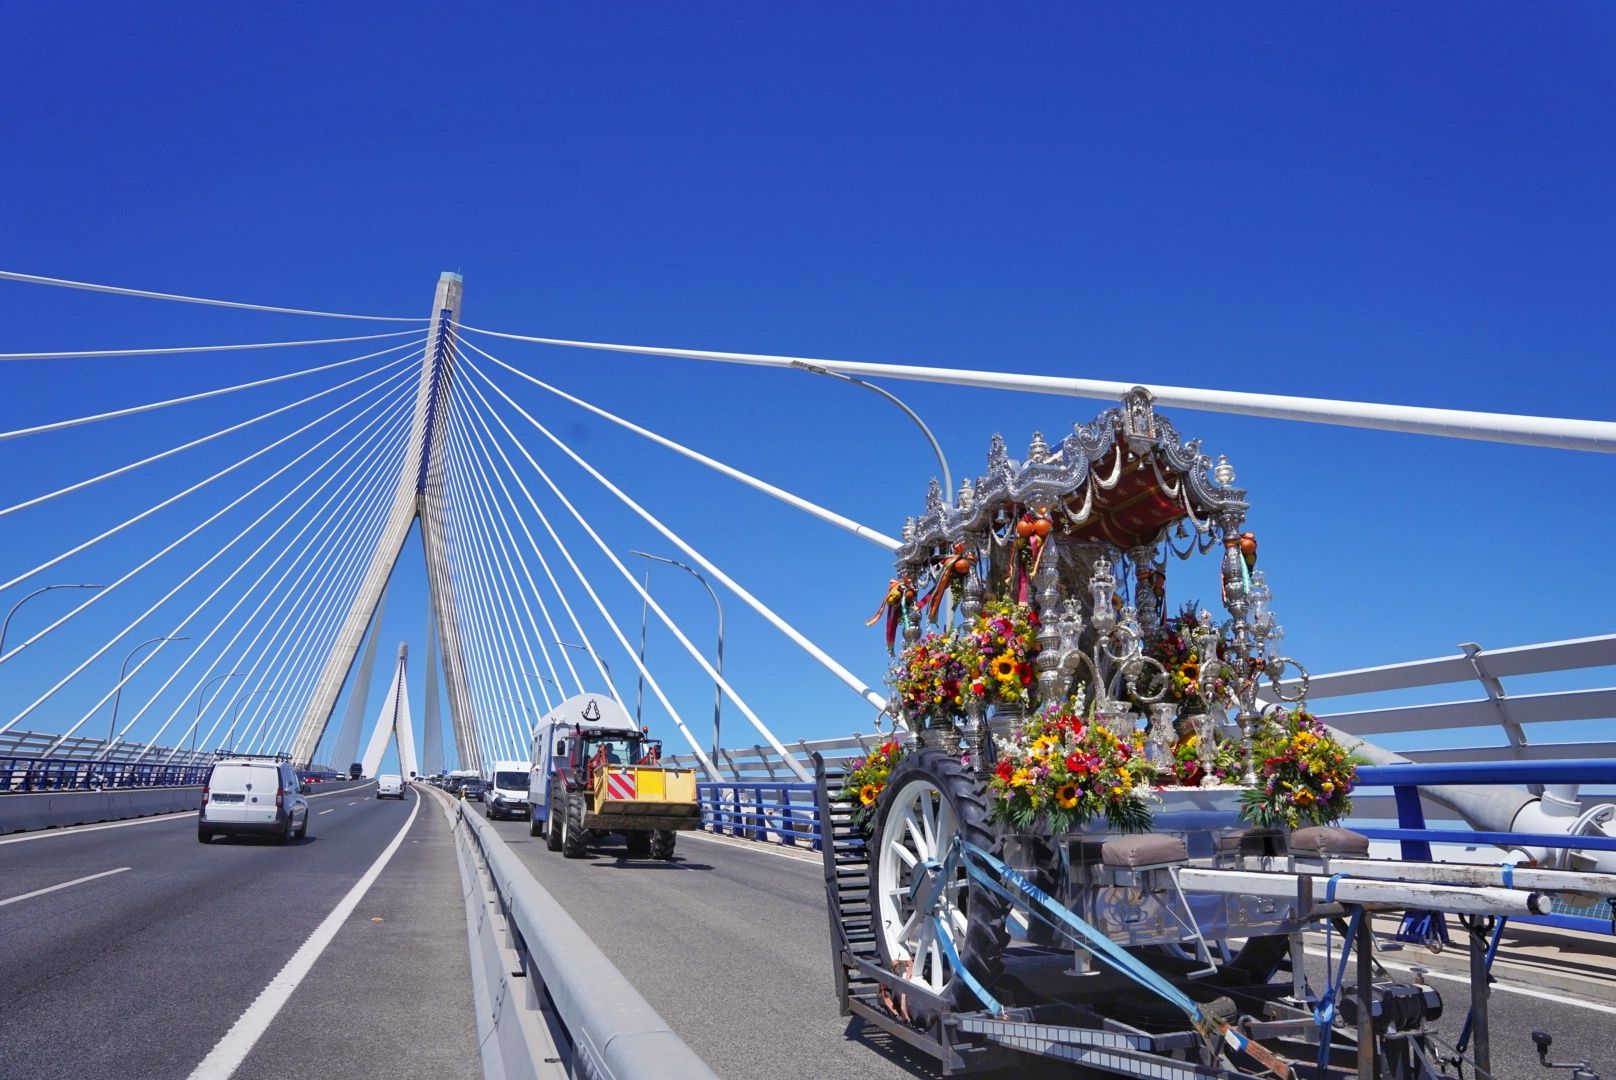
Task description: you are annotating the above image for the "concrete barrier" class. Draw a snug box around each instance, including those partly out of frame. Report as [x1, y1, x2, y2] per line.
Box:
[0, 778, 373, 836]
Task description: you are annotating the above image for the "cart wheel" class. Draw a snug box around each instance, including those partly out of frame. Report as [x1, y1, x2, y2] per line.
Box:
[868, 749, 1008, 1024]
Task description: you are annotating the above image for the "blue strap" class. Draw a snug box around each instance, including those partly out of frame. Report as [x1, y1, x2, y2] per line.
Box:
[931, 913, 1004, 1014]
[1501, 862, 1515, 889]
[956, 839, 1207, 1024]
[1313, 905, 1366, 1074]
[1324, 872, 1348, 903]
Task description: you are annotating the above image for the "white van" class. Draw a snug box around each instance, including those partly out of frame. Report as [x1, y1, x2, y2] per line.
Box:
[376, 774, 405, 799]
[485, 760, 531, 820]
[198, 758, 309, 844]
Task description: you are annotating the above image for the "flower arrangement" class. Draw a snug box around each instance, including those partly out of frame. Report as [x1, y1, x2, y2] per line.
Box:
[1133, 604, 1236, 715]
[954, 599, 1040, 709]
[1239, 708, 1358, 829]
[892, 632, 969, 723]
[987, 698, 1158, 833]
[839, 738, 908, 832]
[1169, 727, 1243, 787]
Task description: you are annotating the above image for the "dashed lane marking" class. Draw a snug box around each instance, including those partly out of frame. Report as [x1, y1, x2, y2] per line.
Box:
[0, 866, 130, 908]
[186, 794, 421, 1079]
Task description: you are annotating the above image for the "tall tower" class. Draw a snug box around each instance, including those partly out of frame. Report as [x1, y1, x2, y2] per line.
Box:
[289, 273, 480, 770]
[360, 643, 419, 777]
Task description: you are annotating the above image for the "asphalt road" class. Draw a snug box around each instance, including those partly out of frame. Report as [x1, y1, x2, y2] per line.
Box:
[484, 814, 1616, 1080]
[0, 783, 478, 1080]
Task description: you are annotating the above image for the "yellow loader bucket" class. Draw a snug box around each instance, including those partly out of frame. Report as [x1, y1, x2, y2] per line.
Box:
[587, 765, 701, 830]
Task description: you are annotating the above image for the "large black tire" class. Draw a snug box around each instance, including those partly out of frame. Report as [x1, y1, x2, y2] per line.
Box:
[624, 831, 652, 858]
[867, 749, 1009, 1026]
[529, 806, 544, 837]
[544, 795, 565, 851]
[648, 830, 676, 860]
[561, 791, 589, 858]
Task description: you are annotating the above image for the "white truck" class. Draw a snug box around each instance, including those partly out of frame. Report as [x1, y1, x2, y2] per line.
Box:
[484, 759, 531, 820]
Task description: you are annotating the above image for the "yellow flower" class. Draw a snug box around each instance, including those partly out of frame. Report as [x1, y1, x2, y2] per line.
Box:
[859, 784, 880, 806]
[990, 655, 1017, 680]
[1119, 768, 1133, 787]
[1056, 783, 1079, 809]
[1032, 735, 1059, 758]
[1010, 768, 1032, 789]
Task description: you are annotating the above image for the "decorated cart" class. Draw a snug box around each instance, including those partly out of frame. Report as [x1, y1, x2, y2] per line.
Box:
[816, 388, 1604, 1079]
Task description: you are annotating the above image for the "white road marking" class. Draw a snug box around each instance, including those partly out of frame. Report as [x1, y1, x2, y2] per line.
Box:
[678, 827, 819, 864]
[318, 809, 336, 815]
[1302, 945, 1616, 1016]
[187, 795, 421, 1079]
[0, 866, 131, 907]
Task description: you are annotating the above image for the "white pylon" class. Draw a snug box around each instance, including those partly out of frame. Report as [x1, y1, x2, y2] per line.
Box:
[289, 273, 479, 770]
[361, 643, 418, 777]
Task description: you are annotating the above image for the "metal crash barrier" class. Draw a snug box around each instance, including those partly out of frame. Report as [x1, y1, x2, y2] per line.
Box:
[448, 796, 716, 1080]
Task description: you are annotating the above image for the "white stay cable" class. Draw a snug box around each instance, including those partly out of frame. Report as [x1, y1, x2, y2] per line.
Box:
[435, 374, 582, 699]
[0, 351, 416, 521]
[181, 436, 404, 762]
[442, 443, 523, 758]
[33, 382, 417, 750]
[0, 329, 423, 362]
[443, 406, 563, 711]
[0, 336, 424, 442]
[99, 389, 415, 755]
[0, 269, 428, 323]
[0, 362, 418, 648]
[138, 404, 412, 761]
[456, 324, 1616, 455]
[449, 377, 723, 779]
[461, 352, 889, 718]
[447, 418, 546, 757]
[444, 411, 553, 736]
[0, 375, 415, 735]
[458, 361, 808, 781]
[159, 430, 407, 763]
[455, 336, 899, 550]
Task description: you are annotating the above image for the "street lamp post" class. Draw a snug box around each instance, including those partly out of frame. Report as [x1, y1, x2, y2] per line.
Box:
[526, 671, 558, 710]
[193, 671, 245, 759]
[790, 360, 952, 504]
[630, 550, 725, 766]
[107, 635, 188, 748]
[1, 583, 104, 655]
[556, 641, 614, 696]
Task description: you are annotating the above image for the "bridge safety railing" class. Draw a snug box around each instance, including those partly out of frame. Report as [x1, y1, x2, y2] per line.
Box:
[1351, 760, 1616, 936]
[0, 755, 209, 793]
[449, 795, 716, 1079]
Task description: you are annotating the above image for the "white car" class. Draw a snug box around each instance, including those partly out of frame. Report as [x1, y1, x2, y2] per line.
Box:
[198, 759, 309, 844]
[376, 774, 405, 799]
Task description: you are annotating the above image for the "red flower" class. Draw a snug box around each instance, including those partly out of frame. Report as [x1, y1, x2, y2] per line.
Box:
[995, 759, 1013, 781]
[1065, 752, 1089, 774]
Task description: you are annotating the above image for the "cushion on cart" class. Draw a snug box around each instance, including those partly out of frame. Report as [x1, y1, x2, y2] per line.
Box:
[1101, 833, 1188, 869]
[1290, 826, 1370, 857]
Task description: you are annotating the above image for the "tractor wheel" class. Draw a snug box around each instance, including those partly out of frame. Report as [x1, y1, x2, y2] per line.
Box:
[648, 830, 677, 860]
[544, 795, 564, 851]
[625, 831, 652, 858]
[561, 792, 589, 858]
[867, 749, 1009, 1026]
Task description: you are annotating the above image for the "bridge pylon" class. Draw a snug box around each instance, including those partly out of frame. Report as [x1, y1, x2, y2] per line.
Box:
[288, 272, 481, 770]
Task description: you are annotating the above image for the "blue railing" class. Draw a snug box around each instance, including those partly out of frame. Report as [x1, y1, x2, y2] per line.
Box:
[697, 782, 820, 846]
[1353, 761, 1616, 935]
[0, 756, 210, 793]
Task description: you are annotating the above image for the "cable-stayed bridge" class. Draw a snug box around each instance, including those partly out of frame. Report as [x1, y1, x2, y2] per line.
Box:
[3, 269, 1615, 1080]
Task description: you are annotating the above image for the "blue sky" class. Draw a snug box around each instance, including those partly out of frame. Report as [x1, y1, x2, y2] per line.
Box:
[2, 5, 1612, 772]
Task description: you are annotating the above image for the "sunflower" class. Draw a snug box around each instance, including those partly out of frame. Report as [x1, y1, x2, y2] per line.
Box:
[1056, 783, 1079, 809]
[1031, 734, 1059, 758]
[859, 784, 880, 806]
[989, 654, 1017, 680]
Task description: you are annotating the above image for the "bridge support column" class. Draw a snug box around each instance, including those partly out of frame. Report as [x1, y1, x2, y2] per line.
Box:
[289, 273, 482, 771]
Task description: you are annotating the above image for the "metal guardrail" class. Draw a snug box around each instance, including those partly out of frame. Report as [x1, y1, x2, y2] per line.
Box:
[451, 797, 716, 1079]
[698, 782, 821, 846]
[1355, 761, 1616, 935]
[0, 755, 209, 793]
